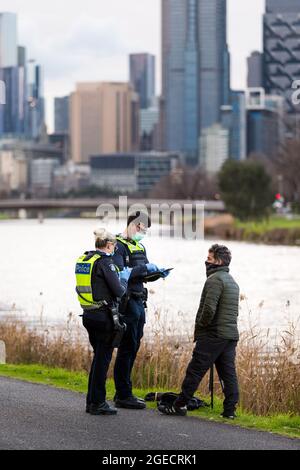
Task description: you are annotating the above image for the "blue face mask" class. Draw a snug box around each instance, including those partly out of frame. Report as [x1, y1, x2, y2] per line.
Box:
[133, 233, 145, 243]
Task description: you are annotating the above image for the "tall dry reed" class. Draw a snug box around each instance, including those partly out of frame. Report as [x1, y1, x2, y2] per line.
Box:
[0, 311, 299, 416]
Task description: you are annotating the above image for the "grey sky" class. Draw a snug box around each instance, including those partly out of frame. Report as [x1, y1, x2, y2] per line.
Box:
[1, 0, 265, 131]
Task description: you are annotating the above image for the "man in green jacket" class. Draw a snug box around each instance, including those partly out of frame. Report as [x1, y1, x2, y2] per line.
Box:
[173, 244, 240, 419]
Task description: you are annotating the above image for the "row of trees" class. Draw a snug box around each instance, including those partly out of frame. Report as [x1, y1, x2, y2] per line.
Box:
[151, 139, 300, 221]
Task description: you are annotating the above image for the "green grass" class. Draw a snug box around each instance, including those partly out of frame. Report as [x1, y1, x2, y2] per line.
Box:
[0, 364, 299, 440]
[235, 216, 300, 234]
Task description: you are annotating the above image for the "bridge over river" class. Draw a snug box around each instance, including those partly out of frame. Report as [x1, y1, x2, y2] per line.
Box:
[0, 198, 225, 214]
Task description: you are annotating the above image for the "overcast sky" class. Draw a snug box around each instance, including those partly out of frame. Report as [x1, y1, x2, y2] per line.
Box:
[1, 0, 265, 131]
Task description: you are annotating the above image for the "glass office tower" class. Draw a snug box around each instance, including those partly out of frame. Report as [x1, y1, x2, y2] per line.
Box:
[161, 0, 230, 158]
[264, 0, 300, 114]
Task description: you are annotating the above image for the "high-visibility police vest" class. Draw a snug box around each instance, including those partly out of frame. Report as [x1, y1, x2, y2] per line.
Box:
[75, 252, 107, 311]
[116, 236, 146, 267]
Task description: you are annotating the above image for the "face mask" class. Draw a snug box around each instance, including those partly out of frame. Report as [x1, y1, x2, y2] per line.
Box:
[205, 261, 220, 275]
[133, 233, 145, 243]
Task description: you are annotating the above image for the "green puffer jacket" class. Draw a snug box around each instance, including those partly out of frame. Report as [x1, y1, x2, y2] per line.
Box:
[194, 266, 240, 341]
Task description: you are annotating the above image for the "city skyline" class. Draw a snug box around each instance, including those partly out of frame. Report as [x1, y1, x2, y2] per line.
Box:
[0, 0, 265, 131]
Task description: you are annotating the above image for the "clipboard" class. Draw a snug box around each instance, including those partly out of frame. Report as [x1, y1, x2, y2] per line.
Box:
[144, 268, 174, 283]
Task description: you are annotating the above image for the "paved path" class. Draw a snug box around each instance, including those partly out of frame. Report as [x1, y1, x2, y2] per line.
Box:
[0, 377, 299, 450]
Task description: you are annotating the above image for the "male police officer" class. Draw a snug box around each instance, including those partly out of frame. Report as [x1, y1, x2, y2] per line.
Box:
[76, 228, 131, 416]
[112, 212, 168, 409]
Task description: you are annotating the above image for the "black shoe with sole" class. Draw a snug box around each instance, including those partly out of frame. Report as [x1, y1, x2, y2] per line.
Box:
[89, 402, 118, 416]
[114, 394, 145, 404]
[115, 396, 146, 410]
[221, 412, 237, 420]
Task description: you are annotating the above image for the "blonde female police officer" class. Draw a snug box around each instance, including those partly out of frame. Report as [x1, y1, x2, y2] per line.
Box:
[75, 228, 131, 416]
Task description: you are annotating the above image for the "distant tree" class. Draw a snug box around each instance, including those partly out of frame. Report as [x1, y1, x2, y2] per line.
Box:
[150, 165, 218, 200]
[218, 160, 273, 221]
[273, 139, 300, 208]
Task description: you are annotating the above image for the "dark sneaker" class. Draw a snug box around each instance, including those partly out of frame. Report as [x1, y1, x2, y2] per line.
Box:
[115, 396, 146, 410]
[221, 412, 237, 420]
[89, 402, 118, 416]
[158, 396, 188, 416]
[86, 404, 90, 413]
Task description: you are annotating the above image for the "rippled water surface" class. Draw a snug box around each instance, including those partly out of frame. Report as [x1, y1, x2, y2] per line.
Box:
[0, 219, 299, 334]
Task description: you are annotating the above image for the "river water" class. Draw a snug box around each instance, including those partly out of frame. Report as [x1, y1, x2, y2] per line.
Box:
[0, 219, 299, 336]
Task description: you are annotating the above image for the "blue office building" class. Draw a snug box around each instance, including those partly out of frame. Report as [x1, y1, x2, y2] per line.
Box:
[55, 96, 69, 134]
[130, 53, 156, 110]
[162, 0, 230, 159]
[25, 61, 45, 140]
[0, 66, 26, 136]
[221, 91, 247, 161]
[246, 88, 282, 158]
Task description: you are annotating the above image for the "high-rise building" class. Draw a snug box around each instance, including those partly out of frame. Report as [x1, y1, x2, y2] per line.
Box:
[0, 13, 17, 68]
[26, 61, 45, 140]
[140, 106, 160, 151]
[221, 91, 247, 161]
[199, 123, 229, 175]
[246, 88, 284, 158]
[0, 13, 26, 137]
[0, 66, 26, 136]
[264, 0, 300, 114]
[161, 0, 230, 159]
[247, 51, 263, 88]
[130, 53, 155, 109]
[55, 96, 69, 134]
[0, 12, 45, 141]
[18, 46, 26, 67]
[70, 82, 140, 164]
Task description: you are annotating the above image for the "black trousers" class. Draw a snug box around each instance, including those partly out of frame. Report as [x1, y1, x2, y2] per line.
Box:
[82, 313, 114, 405]
[180, 335, 239, 414]
[114, 298, 145, 400]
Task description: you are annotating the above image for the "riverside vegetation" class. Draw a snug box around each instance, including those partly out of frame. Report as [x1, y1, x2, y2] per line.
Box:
[0, 310, 299, 422]
[205, 215, 300, 246]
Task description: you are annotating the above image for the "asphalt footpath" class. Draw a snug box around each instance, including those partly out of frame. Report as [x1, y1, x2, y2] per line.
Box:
[0, 377, 299, 451]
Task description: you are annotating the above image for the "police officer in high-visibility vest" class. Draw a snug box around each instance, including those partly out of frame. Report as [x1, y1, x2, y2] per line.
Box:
[75, 228, 131, 416]
[113, 212, 170, 409]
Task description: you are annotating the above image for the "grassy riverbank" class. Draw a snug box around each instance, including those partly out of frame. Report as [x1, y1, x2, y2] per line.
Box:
[235, 216, 300, 231]
[205, 215, 300, 245]
[0, 363, 299, 439]
[0, 313, 299, 418]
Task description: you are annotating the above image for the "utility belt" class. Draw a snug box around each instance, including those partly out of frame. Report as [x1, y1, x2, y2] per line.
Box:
[82, 301, 126, 349]
[121, 288, 148, 312]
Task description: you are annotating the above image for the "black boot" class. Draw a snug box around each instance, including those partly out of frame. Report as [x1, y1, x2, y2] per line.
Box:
[89, 402, 118, 416]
